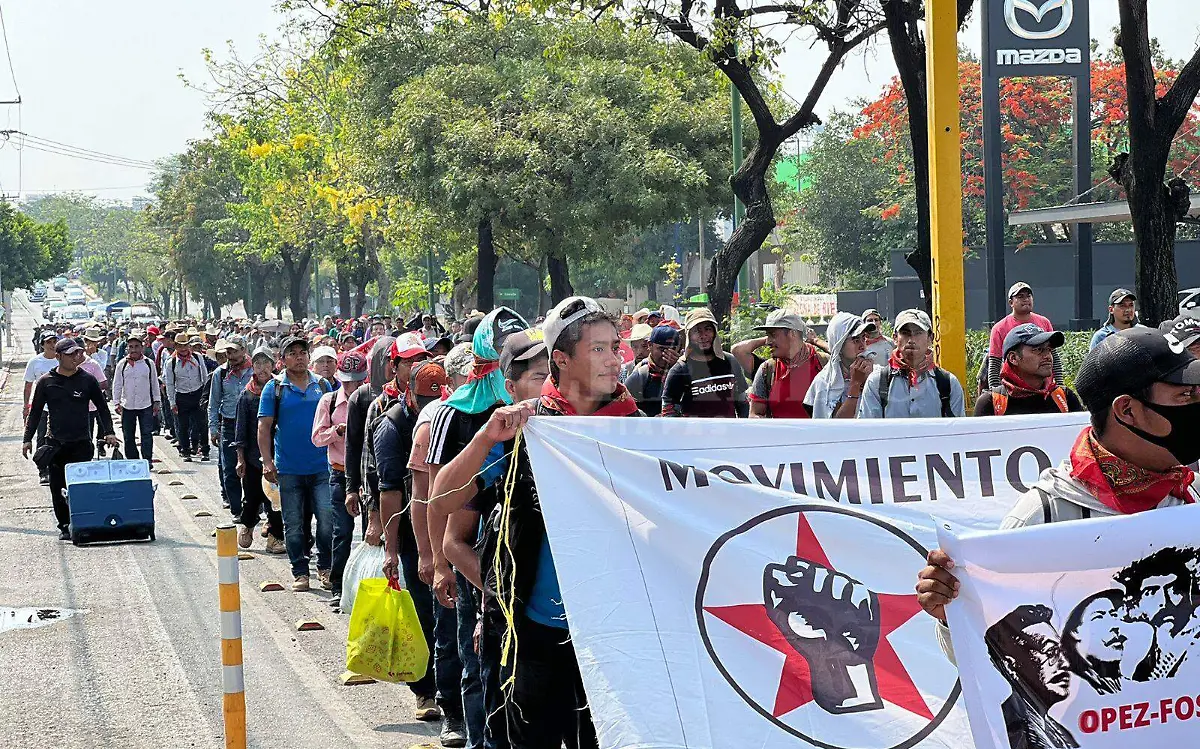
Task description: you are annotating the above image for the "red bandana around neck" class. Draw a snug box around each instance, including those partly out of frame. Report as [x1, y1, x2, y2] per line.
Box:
[1069, 428, 1195, 514]
[539, 377, 639, 417]
[383, 380, 406, 399]
[226, 359, 251, 380]
[887, 348, 933, 386]
[1000, 361, 1057, 400]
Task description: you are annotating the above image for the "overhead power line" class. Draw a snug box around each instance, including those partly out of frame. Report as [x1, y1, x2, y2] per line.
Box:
[0, 130, 157, 169]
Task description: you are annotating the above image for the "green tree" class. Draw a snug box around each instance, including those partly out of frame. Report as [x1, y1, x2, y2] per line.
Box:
[0, 203, 73, 290]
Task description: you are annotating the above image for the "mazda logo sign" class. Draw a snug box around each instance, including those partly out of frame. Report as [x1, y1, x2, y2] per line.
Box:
[1004, 0, 1073, 40]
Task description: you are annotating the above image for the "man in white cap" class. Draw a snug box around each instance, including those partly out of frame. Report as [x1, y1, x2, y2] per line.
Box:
[857, 309, 965, 418]
[986, 282, 1061, 390]
[210, 335, 253, 516]
[747, 309, 825, 419]
[661, 307, 749, 418]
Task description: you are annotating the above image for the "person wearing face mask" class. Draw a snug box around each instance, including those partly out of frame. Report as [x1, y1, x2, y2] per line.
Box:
[917, 327, 1200, 664]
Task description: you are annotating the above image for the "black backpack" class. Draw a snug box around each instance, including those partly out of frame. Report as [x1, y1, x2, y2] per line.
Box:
[878, 367, 954, 418]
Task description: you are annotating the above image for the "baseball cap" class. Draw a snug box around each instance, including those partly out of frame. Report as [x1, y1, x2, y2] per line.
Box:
[1001, 322, 1065, 357]
[443, 342, 474, 379]
[1008, 281, 1033, 299]
[311, 345, 338, 363]
[894, 309, 932, 332]
[683, 307, 718, 332]
[335, 351, 369, 382]
[55, 337, 83, 355]
[423, 336, 453, 353]
[649, 325, 679, 346]
[146, 325, 160, 336]
[1075, 327, 1200, 414]
[753, 309, 808, 335]
[1109, 288, 1136, 306]
[1160, 315, 1200, 354]
[279, 335, 309, 353]
[224, 334, 247, 350]
[544, 296, 605, 354]
[250, 345, 275, 365]
[40, 330, 59, 343]
[410, 360, 449, 404]
[500, 329, 547, 378]
[390, 332, 428, 360]
[628, 323, 653, 342]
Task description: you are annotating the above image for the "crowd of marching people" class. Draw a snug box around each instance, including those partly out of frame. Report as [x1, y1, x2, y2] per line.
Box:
[19, 276, 1200, 749]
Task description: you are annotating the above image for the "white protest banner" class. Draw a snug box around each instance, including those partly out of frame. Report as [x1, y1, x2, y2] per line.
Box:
[938, 505, 1200, 749]
[521, 413, 1089, 749]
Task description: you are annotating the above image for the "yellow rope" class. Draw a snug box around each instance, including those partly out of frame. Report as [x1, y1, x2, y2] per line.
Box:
[494, 427, 523, 694]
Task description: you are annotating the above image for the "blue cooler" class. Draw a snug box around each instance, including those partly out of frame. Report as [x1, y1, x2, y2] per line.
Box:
[66, 459, 156, 545]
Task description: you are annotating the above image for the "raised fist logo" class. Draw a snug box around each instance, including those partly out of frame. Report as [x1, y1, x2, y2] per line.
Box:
[764, 556, 883, 714]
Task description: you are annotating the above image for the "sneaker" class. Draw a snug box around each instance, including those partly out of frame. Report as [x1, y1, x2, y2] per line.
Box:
[222, 500, 231, 509]
[182, 455, 193, 463]
[440, 719, 467, 748]
[264, 536, 287, 554]
[414, 696, 441, 722]
[317, 569, 332, 590]
[200, 454, 210, 462]
[292, 575, 311, 592]
[39, 474, 49, 486]
[237, 525, 253, 549]
[59, 528, 71, 541]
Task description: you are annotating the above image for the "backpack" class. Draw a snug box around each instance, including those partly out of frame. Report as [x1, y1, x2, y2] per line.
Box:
[878, 367, 954, 418]
[267, 373, 332, 448]
[992, 386, 1070, 416]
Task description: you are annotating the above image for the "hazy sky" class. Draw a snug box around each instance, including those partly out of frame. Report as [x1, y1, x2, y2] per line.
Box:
[2, 1, 1198, 203]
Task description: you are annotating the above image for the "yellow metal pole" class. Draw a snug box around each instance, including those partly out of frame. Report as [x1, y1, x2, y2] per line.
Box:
[925, 0, 967, 387]
[217, 524, 247, 749]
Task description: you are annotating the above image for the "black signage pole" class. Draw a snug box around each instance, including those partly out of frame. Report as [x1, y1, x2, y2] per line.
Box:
[982, 75, 1006, 325]
[1071, 74, 1095, 330]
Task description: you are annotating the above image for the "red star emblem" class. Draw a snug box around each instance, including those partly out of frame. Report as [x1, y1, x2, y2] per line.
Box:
[703, 513, 932, 720]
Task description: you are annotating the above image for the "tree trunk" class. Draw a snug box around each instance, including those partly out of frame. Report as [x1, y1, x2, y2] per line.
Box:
[336, 261, 351, 318]
[280, 245, 312, 322]
[1114, 152, 1180, 326]
[477, 217, 498, 311]
[646, 283, 656, 303]
[707, 139, 778, 325]
[547, 252, 573, 304]
[353, 273, 368, 317]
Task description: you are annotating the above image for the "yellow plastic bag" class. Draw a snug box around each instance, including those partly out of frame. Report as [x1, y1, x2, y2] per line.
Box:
[346, 577, 428, 683]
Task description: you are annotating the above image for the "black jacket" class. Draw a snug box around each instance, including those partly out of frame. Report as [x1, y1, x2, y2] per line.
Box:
[24, 368, 113, 444]
[232, 387, 263, 467]
[344, 382, 374, 494]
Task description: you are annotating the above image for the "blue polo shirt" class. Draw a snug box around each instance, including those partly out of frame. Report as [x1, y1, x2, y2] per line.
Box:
[258, 372, 330, 476]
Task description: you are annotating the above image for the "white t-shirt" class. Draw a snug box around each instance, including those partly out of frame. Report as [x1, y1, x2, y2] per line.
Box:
[24, 354, 57, 383]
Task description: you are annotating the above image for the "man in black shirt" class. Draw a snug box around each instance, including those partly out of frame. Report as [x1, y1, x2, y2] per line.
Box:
[975, 323, 1085, 416]
[662, 307, 748, 418]
[22, 337, 119, 540]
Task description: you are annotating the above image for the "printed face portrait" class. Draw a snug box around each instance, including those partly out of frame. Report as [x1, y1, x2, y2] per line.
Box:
[1022, 624, 1072, 701]
[1128, 573, 1189, 630]
[1066, 591, 1126, 665]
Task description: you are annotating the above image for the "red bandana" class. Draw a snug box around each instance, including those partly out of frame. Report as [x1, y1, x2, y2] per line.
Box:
[1069, 428, 1195, 514]
[539, 377, 639, 417]
[383, 380, 405, 399]
[887, 349, 933, 387]
[1000, 361, 1056, 400]
[226, 359, 251, 381]
[468, 357, 500, 383]
[247, 377, 266, 396]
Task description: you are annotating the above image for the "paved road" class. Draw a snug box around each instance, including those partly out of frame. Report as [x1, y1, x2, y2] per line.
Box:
[0, 293, 436, 748]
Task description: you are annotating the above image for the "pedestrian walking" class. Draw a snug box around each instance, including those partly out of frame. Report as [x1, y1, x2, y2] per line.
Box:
[24, 330, 60, 485]
[233, 346, 285, 553]
[857, 309, 966, 418]
[747, 309, 825, 418]
[22, 337, 120, 540]
[661, 307, 749, 418]
[111, 331, 161, 462]
[209, 335, 253, 518]
[257, 335, 334, 591]
[311, 350, 369, 604]
[1089, 288, 1146, 350]
[624, 325, 679, 416]
[805, 312, 878, 419]
[164, 333, 210, 462]
[974, 323, 1084, 416]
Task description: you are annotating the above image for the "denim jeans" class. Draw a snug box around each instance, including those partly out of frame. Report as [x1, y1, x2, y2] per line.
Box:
[457, 572, 486, 749]
[121, 407, 156, 461]
[174, 390, 207, 457]
[400, 541, 437, 701]
[278, 471, 333, 579]
[433, 582, 466, 722]
[217, 419, 242, 516]
[479, 612, 511, 749]
[328, 469, 356, 597]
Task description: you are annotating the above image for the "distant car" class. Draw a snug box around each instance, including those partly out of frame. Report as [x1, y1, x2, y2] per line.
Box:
[60, 305, 92, 323]
[45, 300, 69, 320]
[52, 276, 68, 291]
[29, 289, 46, 302]
[87, 300, 107, 310]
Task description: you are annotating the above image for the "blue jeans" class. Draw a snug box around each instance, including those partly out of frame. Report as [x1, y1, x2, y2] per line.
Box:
[400, 542, 437, 701]
[457, 572, 486, 749]
[328, 469, 355, 596]
[217, 419, 242, 516]
[433, 581, 465, 722]
[120, 407, 155, 461]
[278, 471, 333, 579]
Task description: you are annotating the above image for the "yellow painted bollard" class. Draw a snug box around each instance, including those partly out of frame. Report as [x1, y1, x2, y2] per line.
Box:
[216, 524, 247, 749]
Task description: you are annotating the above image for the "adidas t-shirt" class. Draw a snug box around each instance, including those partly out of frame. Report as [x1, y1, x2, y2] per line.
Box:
[661, 354, 747, 418]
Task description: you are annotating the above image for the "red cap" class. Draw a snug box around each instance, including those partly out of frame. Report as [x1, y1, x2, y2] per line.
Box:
[390, 332, 428, 360]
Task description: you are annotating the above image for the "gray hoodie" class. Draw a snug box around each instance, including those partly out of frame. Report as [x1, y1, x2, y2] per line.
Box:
[805, 312, 870, 418]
